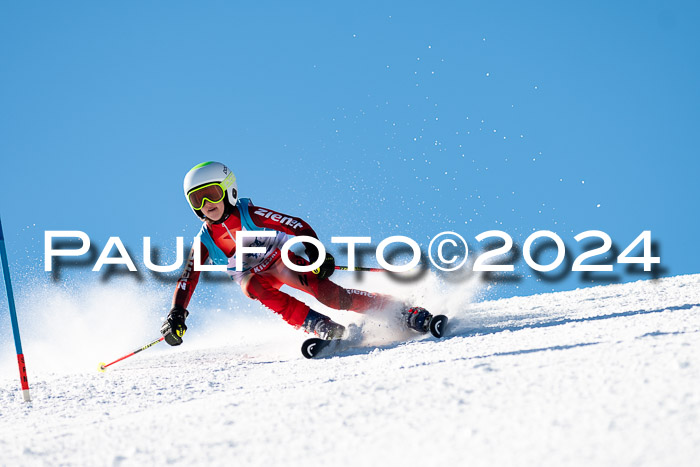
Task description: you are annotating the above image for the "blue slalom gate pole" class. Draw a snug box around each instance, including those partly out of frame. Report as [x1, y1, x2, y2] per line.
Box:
[0, 216, 31, 402]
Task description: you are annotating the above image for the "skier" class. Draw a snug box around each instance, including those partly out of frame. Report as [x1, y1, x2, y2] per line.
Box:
[160, 161, 436, 347]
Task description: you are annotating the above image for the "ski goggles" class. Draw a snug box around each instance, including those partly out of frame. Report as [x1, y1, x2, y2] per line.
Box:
[187, 183, 225, 210]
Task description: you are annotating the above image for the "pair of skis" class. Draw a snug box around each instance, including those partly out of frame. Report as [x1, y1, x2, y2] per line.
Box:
[301, 314, 449, 359]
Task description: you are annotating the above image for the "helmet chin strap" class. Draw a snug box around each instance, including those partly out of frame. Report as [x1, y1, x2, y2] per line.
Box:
[206, 198, 235, 225]
[207, 213, 228, 225]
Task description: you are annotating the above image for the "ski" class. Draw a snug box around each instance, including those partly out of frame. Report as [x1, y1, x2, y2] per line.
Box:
[301, 337, 341, 359]
[301, 323, 362, 358]
[429, 314, 448, 338]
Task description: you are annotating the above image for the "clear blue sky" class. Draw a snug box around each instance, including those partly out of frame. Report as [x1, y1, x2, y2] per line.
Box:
[1, 1, 698, 302]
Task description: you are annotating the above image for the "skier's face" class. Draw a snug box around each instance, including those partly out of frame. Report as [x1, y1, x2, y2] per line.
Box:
[202, 199, 225, 222]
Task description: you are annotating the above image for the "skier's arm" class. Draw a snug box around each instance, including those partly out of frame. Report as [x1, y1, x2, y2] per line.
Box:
[163, 241, 209, 346]
[247, 205, 318, 239]
[172, 241, 210, 309]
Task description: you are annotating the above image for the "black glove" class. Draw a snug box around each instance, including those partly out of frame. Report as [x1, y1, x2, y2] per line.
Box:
[316, 252, 336, 280]
[305, 244, 335, 280]
[307, 251, 335, 281]
[161, 305, 189, 346]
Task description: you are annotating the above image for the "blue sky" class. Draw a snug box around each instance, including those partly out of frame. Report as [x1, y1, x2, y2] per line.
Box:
[1, 1, 698, 304]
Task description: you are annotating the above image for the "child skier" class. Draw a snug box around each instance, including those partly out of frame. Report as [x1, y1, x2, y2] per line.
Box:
[160, 161, 435, 346]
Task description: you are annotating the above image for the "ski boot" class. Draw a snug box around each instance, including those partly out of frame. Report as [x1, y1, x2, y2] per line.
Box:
[403, 306, 432, 333]
[302, 309, 345, 340]
[403, 307, 448, 338]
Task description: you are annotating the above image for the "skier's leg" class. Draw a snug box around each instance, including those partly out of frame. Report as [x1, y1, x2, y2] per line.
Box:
[271, 251, 405, 314]
[240, 271, 345, 338]
[269, 251, 436, 333]
[240, 273, 310, 327]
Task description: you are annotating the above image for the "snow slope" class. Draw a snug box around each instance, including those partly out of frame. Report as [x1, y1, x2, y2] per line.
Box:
[1, 274, 699, 466]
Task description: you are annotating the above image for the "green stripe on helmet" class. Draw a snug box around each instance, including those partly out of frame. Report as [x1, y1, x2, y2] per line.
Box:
[189, 161, 214, 172]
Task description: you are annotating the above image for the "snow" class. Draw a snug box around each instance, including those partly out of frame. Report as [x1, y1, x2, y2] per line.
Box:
[1, 274, 699, 466]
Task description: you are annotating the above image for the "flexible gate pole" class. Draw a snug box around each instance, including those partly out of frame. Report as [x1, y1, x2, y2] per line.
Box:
[0, 216, 31, 402]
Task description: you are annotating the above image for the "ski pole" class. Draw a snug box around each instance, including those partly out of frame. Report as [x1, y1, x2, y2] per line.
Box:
[99, 336, 164, 372]
[0, 216, 31, 402]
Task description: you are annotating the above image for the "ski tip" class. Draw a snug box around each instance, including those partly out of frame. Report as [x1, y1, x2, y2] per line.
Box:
[98, 362, 106, 373]
[301, 338, 325, 359]
[429, 315, 448, 338]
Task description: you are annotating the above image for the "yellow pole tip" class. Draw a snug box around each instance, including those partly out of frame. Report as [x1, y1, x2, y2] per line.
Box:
[98, 363, 106, 372]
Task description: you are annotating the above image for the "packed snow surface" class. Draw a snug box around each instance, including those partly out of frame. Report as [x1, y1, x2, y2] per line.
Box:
[1, 274, 699, 466]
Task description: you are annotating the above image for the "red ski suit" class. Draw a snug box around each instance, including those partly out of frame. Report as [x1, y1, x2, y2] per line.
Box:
[173, 202, 401, 327]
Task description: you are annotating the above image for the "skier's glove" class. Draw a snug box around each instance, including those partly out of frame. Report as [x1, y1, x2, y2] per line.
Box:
[315, 254, 336, 280]
[305, 244, 335, 280]
[161, 305, 189, 346]
[317, 252, 336, 280]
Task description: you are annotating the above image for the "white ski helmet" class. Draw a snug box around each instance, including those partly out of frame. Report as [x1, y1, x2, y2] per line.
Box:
[183, 161, 238, 218]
